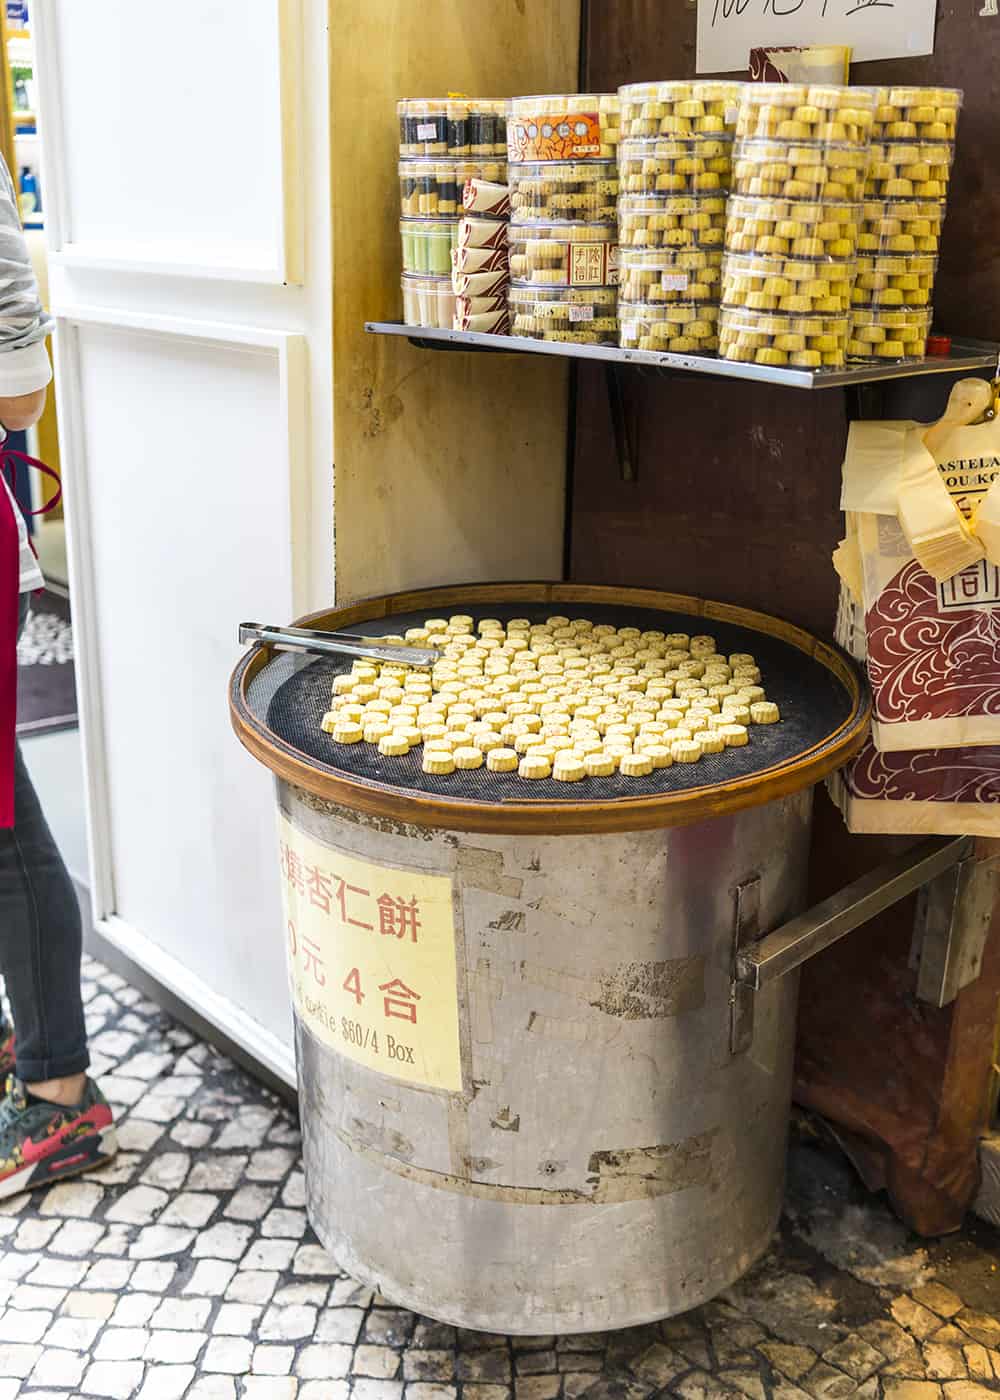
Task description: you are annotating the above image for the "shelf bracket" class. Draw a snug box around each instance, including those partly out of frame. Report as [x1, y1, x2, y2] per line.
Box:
[605, 363, 636, 482]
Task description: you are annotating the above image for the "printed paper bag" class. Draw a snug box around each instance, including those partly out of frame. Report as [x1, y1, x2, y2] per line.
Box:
[829, 564, 1000, 836]
[829, 736, 1000, 836]
[842, 416, 1000, 753]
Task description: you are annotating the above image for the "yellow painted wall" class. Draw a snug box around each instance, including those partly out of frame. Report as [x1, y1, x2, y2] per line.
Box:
[330, 2, 580, 604]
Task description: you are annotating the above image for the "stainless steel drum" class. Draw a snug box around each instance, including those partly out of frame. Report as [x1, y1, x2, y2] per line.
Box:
[230, 583, 869, 1334]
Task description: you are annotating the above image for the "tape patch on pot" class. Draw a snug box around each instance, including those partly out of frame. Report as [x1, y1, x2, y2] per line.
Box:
[277, 814, 463, 1092]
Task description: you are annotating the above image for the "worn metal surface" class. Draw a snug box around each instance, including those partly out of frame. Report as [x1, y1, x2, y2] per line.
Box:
[282, 779, 813, 1333]
[914, 854, 1000, 1009]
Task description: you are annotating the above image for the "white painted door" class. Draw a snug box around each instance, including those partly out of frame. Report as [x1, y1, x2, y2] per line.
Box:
[33, 0, 332, 1085]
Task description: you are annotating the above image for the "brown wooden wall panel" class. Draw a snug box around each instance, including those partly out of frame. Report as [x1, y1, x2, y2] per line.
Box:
[573, 0, 1000, 1230]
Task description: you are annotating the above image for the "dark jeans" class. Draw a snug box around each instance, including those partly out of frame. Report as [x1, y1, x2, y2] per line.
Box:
[0, 595, 88, 1080]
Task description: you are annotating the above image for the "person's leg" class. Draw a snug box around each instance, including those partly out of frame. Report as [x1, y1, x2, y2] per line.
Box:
[1, 742, 89, 1091]
[0, 595, 115, 1196]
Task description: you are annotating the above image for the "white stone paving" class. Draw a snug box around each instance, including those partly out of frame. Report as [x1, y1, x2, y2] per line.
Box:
[0, 954, 995, 1397]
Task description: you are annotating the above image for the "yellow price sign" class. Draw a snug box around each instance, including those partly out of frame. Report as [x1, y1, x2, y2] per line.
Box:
[276, 814, 463, 1093]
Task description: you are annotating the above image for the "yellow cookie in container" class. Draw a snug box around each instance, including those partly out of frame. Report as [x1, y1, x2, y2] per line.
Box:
[617, 247, 721, 304]
[401, 274, 456, 329]
[847, 307, 932, 361]
[735, 84, 876, 146]
[507, 222, 617, 286]
[618, 80, 742, 140]
[618, 137, 733, 195]
[619, 302, 719, 355]
[725, 195, 862, 260]
[858, 199, 946, 256]
[509, 161, 619, 223]
[398, 159, 508, 216]
[871, 87, 961, 143]
[851, 255, 938, 311]
[719, 310, 850, 368]
[508, 284, 619, 345]
[397, 98, 508, 159]
[721, 253, 856, 315]
[731, 140, 868, 202]
[864, 142, 954, 201]
[619, 194, 727, 251]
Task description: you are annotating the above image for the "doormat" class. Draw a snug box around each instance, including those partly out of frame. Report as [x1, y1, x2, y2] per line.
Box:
[16, 585, 78, 737]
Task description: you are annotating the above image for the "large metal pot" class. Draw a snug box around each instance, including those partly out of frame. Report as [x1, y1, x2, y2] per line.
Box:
[231, 583, 869, 1334]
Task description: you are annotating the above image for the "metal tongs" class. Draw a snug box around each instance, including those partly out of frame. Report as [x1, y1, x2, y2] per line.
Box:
[239, 623, 441, 670]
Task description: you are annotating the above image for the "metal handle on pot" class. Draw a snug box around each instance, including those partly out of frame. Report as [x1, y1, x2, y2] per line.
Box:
[238, 623, 441, 670]
[731, 836, 994, 1054]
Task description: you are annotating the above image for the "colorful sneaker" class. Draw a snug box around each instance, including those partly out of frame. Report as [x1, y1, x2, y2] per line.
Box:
[0, 1024, 13, 1080]
[0, 1078, 117, 1199]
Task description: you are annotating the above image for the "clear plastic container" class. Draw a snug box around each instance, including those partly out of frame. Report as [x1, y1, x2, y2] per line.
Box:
[732, 140, 868, 201]
[507, 94, 620, 162]
[618, 137, 733, 195]
[509, 161, 619, 222]
[725, 196, 862, 260]
[864, 142, 954, 200]
[508, 284, 618, 344]
[618, 301, 719, 354]
[401, 275, 456, 329]
[847, 307, 932, 360]
[507, 223, 618, 286]
[398, 99, 507, 158]
[399, 160, 508, 217]
[399, 219, 458, 276]
[859, 200, 946, 255]
[735, 84, 876, 146]
[617, 248, 722, 303]
[719, 309, 850, 368]
[721, 253, 857, 315]
[871, 87, 962, 142]
[617, 81, 742, 140]
[619, 194, 727, 250]
[851, 255, 938, 310]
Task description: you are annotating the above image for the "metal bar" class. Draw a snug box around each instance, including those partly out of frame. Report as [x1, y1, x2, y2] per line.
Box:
[238, 623, 441, 670]
[365, 322, 1000, 391]
[736, 836, 973, 990]
[730, 876, 762, 1056]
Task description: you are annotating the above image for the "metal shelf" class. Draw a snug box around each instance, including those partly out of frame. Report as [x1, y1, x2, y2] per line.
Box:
[366, 321, 1000, 391]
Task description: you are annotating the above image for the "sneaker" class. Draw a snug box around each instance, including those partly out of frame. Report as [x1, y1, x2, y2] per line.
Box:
[0, 1024, 13, 1081]
[0, 1077, 117, 1199]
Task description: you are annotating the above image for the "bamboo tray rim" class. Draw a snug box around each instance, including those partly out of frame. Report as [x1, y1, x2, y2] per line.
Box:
[229, 581, 872, 836]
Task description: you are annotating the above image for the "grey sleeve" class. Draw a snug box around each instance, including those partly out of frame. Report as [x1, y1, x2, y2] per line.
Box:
[0, 154, 54, 356]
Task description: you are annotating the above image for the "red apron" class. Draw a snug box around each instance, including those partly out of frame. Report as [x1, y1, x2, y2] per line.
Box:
[0, 438, 61, 828]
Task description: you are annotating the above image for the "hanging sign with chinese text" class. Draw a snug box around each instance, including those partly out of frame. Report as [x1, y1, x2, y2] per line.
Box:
[696, 0, 937, 74]
[276, 814, 463, 1092]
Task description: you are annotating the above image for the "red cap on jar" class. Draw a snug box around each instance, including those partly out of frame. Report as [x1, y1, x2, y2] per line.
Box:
[926, 333, 951, 357]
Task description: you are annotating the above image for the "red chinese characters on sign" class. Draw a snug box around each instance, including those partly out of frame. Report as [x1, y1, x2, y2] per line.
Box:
[302, 937, 326, 986]
[377, 894, 421, 942]
[379, 978, 421, 1024]
[334, 877, 374, 931]
[280, 845, 424, 945]
[279, 843, 306, 895]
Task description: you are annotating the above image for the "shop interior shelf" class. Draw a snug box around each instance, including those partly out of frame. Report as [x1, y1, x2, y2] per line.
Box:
[365, 321, 1000, 392]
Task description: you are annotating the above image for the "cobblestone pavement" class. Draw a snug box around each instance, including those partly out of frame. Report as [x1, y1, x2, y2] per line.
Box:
[0, 954, 998, 1398]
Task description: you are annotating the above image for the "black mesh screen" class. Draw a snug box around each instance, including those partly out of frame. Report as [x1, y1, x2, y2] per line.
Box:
[244, 602, 853, 805]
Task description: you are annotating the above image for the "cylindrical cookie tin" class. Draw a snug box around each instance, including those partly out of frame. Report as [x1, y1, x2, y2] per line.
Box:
[230, 584, 869, 1334]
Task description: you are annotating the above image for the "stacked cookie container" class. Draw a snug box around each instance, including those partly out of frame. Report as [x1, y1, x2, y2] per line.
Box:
[398, 98, 507, 329]
[617, 81, 741, 355]
[506, 94, 621, 345]
[849, 87, 962, 361]
[720, 84, 875, 369]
